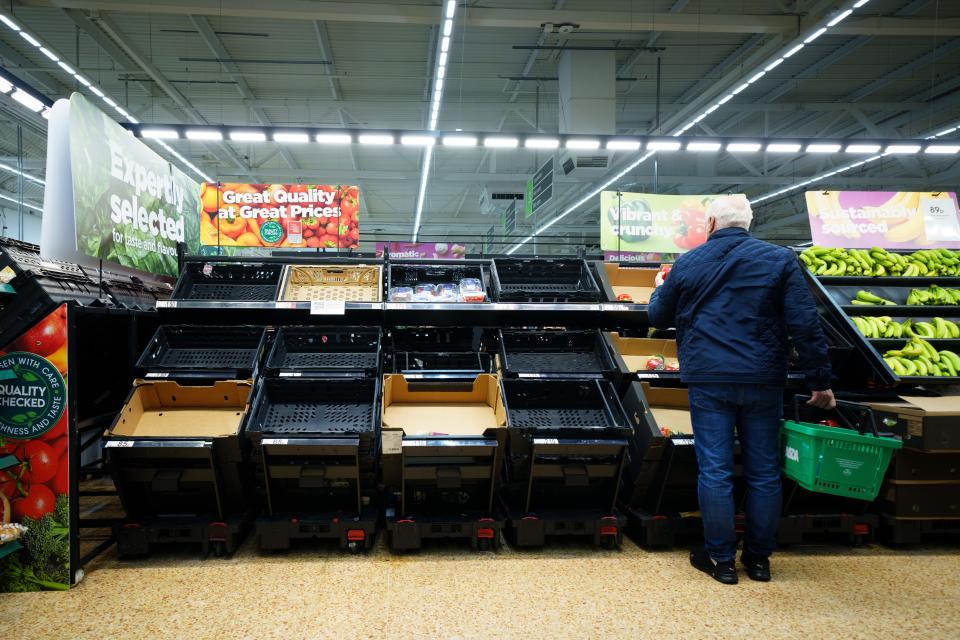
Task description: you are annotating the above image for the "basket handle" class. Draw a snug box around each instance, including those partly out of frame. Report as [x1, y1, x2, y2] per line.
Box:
[791, 394, 879, 437]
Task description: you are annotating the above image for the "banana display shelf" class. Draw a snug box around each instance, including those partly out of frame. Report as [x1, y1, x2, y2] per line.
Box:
[799, 246, 960, 386]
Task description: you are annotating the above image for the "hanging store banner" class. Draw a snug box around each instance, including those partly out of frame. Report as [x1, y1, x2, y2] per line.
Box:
[805, 191, 960, 249]
[600, 191, 740, 261]
[45, 93, 201, 278]
[375, 242, 466, 259]
[200, 183, 360, 249]
[0, 304, 71, 592]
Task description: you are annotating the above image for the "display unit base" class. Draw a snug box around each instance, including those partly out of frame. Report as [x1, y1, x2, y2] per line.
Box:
[776, 513, 877, 546]
[384, 510, 504, 552]
[507, 509, 624, 549]
[624, 508, 702, 548]
[256, 508, 379, 553]
[879, 515, 960, 545]
[114, 512, 252, 558]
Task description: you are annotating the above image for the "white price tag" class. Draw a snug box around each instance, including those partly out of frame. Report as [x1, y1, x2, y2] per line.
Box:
[145, 372, 169, 378]
[636, 373, 660, 379]
[382, 431, 402, 455]
[262, 438, 289, 445]
[921, 197, 960, 242]
[519, 373, 543, 379]
[278, 372, 302, 378]
[310, 300, 346, 315]
[107, 440, 134, 448]
[672, 438, 695, 446]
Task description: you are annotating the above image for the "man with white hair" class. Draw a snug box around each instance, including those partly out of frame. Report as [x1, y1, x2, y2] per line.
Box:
[648, 194, 834, 585]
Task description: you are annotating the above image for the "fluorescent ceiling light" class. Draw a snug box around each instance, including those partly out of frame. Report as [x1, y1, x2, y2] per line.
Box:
[845, 143, 880, 153]
[647, 140, 681, 151]
[731, 83, 750, 95]
[0, 15, 21, 31]
[687, 141, 722, 152]
[443, 19, 452, 36]
[804, 27, 827, 43]
[142, 128, 179, 140]
[935, 127, 957, 137]
[358, 133, 394, 145]
[401, 134, 436, 146]
[446, 0, 456, 18]
[606, 139, 641, 151]
[11, 89, 43, 112]
[828, 9, 852, 26]
[186, 128, 223, 141]
[704, 104, 719, 115]
[273, 131, 310, 143]
[437, 66, 446, 79]
[438, 51, 448, 67]
[441, 36, 450, 53]
[103, 96, 117, 107]
[74, 74, 91, 87]
[0, 77, 11, 93]
[566, 138, 600, 150]
[229, 130, 267, 142]
[39, 47, 58, 61]
[443, 135, 477, 147]
[806, 143, 841, 153]
[484, 136, 519, 148]
[525, 137, 559, 149]
[853, 0, 870, 7]
[114, 107, 132, 119]
[885, 144, 920, 154]
[718, 94, 734, 105]
[783, 43, 805, 58]
[925, 145, 960, 154]
[727, 142, 762, 152]
[90, 86, 104, 97]
[692, 113, 707, 123]
[747, 71, 766, 83]
[315, 132, 352, 144]
[19, 31, 40, 47]
[765, 58, 784, 71]
[767, 142, 801, 153]
[57, 61, 75, 74]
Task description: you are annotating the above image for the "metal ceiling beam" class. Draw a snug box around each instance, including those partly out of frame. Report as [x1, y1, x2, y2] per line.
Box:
[616, 0, 688, 77]
[506, 0, 566, 104]
[190, 16, 300, 171]
[312, 20, 342, 101]
[0, 41, 65, 96]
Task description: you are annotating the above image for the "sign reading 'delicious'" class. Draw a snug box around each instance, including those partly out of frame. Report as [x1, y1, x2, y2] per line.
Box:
[805, 191, 960, 249]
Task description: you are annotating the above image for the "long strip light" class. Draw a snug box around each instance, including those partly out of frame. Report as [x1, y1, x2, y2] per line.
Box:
[503, 0, 881, 254]
[412, 0, 457, 241]
[0, 192, 43, 213]
[0, 161, 45, 185]
[0, 8, 212, 184]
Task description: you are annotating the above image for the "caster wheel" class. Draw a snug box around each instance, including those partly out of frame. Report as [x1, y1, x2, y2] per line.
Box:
[347, 541, 362, 554]
[477, 537, 491, 551]
[600, 536, 618, 550]
[210, 541, 227, 557]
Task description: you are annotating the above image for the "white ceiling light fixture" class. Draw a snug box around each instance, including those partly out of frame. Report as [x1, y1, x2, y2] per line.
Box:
[747, 71, 766, 84]
[401, 134, 436, 146]
[446, 0, 457, 19]
[828, 9, 853, 26]
[885, 144, 921, 154]
[57, 61, 75, 75]
[853, 0, 870, 7]
[845, 143, 881, 153]
[935, 127, 958, 137]
[647, 140, 681, 151]
[806, 143, 842, 153]
[443, 19, 453, 37]
[925, 145, 960, 154]
[804, 27, 827, 43]
[441, 37, 450, 53]
[484, 136, 519, 148]
[358, 133, 395, 145]
[525, 137, 560, 149]
[727, 142, 762, 152]
[11, 89, 44, 112]
[39, 47, 58, 62]
[142, 128, 180, 140]
[606, 139, 642, 151]
[765, 58, 784, 71]
[767, 142, 802, 153]
[102, 96, 117, 107]
[731, 83, 750, 95]
[687, 141, 722, 152]
[0, 77, 11, 94]
[443, 135, 478, 147]
[0, 162, 45, 185]
[19, 31, 40, 47]
[89, 86, 104, 98]
[566, 138, 601, 150]
[229, 130, 267, 142]
[272, 131, 310, 143]
[0, 193, 43, 213]
[185, 128, 223, 141]
[717, 94, 734, 105]
[783, 43, 805, 58]
[315, 132, 352, 144]
[0, 14, 20, 31]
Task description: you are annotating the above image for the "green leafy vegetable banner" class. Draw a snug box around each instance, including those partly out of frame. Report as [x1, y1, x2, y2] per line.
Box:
[69, 94, 200, 277]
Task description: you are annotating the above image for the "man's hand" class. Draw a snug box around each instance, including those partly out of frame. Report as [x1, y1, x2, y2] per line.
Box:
[654, 271, 666, 287]
[807, 389, 836, 410]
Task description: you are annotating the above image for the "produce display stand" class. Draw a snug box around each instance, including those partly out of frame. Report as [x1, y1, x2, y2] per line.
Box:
[498, 329, 618, 380]
[388, 327, 493, 380]
[104, 324, 267, 557]
[247, 326, 381, 552]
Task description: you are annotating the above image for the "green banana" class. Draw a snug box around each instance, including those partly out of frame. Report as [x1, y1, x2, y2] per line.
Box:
[939, 349, 960, 372]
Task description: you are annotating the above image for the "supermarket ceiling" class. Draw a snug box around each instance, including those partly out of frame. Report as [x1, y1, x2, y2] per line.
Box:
[1, 0, 960, 247]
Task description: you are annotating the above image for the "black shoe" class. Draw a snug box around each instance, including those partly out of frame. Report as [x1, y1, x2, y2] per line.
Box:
[690, 549, 738, 584]
[740, 553, 771, 582]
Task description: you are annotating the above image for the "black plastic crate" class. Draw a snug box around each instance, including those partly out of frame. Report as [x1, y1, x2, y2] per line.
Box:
[247, 377, 379, 440]
[136, 325, 267, 378]
[503, 378, 631, 430]
[264, 326, 380, 376]
[172, 262, 282, 301]
[392, 351, 492, 375]
[499, 329, 617, 378]
[387, 260, 489, 301]
[490, 258, 601, 303]
[390, 327, 482, 352]
[103, 276, 167, 309]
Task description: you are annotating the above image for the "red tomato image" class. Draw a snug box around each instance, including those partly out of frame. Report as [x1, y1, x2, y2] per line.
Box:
[13, 483, 55, 520]
[16, 440, 58, 484]
[40, 414, 68, 443]
[324, 221, 339, 236]
[306, 237, 322, 248]
[11, 312, 66, 356]
[48, 457, 69, 495]
[341, 192, 359, 219]
[0, 469, 19, 499]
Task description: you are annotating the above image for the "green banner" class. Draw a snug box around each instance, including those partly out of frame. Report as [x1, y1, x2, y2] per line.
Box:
[69, 94, 200, 277]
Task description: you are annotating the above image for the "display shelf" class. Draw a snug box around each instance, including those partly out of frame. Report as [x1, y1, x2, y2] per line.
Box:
[818, 276, 960, 286]
[840, 305, 960, 317]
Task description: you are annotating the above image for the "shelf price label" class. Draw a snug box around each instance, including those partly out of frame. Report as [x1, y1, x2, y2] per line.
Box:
[310, 300, 346, 315]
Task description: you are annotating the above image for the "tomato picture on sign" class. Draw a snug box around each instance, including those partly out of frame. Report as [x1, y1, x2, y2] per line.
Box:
[0, 304, 71, 592]
[199, 183, 360, 249]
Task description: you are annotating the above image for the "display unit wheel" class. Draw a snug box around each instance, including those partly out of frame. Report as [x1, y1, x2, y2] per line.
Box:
[477, 537, 492, 552]
[600, 534, 619, 550]
[209, 541, 228, 558]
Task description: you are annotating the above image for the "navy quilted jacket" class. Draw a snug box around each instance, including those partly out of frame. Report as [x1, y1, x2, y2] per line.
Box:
[647, 227, 831, 389]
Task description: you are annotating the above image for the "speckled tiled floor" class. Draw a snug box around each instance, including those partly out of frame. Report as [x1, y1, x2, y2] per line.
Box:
[2, 537, 959, 639]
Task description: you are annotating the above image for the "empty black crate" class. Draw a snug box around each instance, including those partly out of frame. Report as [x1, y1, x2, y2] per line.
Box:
[490, 258, 601, 303]
[499, 329, 617, 377]
[389, 327, 489, 376]
[387, 261, 488, 301]
[172, 262, 282, 301]
[137, 325, 267, 377]
[265, 326, 381, 376]
[501, 378, 632, 512]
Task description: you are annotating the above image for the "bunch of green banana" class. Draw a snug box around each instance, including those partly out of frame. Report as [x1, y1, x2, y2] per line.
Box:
[905, 285, 960, 306]
[851, 316, 901, 338]
[901, 249, 960, 277]
[883, 337, 960, 377]
[799, 246, 960, 277]
[851, 290, 897, 306]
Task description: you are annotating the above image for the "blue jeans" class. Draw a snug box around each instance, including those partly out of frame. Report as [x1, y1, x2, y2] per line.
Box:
[688, 383, 783, 562]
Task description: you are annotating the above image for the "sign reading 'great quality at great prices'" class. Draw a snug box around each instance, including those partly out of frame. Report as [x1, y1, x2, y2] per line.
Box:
[200, 183, 360, 249]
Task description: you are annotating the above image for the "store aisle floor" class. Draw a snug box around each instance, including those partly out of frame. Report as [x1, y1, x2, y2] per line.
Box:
[3, 537, 958, 639]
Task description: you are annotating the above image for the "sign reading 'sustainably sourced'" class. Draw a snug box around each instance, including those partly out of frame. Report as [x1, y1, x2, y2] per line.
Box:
[201, 183, 360, 249]
[805, 191, 960, 249]
[69, 94, 199, 277]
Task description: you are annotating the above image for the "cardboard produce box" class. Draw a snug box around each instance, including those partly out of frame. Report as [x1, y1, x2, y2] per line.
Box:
[597, 263, 659, 303]
[642, 382, 693, 437]
[110, 379, 251, 438]
[882, 479, 960, 518]
[889, 450, 960, 482]
[607, 333, 680, 375]
[868, 395, 960, 452]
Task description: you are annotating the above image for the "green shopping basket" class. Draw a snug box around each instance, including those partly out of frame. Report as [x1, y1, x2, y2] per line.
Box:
[782, 396, 901, 501]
